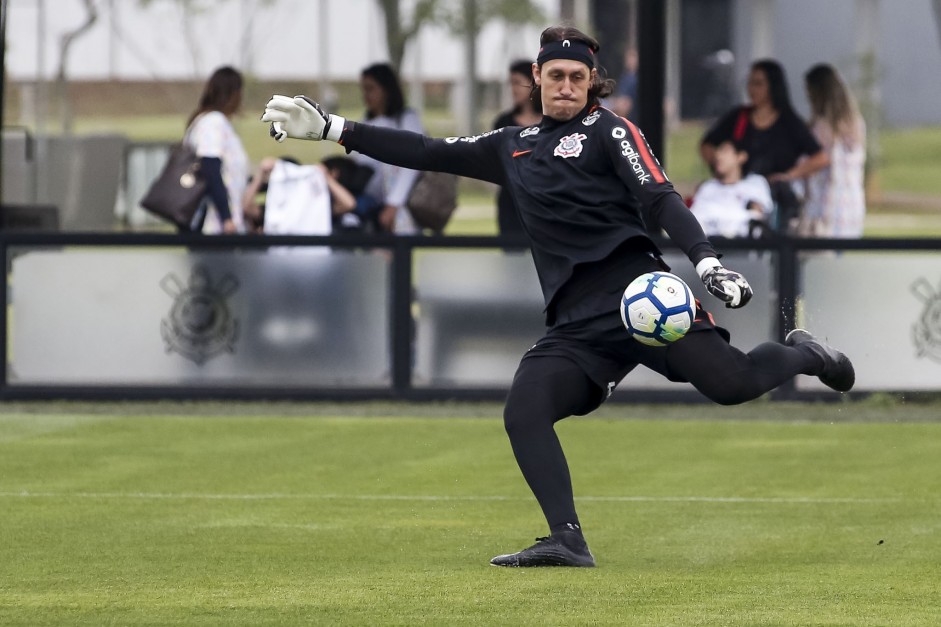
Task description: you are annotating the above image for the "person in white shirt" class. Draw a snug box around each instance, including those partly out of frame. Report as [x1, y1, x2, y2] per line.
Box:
[242, 157, 356, 235]
[690, 139, 773, 238]
[354, 63, 425, 234]
[184, 66, 250, 234]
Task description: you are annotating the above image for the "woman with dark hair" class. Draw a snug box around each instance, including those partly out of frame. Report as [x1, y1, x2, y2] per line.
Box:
[264, 24, 854, 569]
[492, 59, 543, 237]
[801, 63, 866, 237]
[493, 59, 544, 130]
[700, 59, 829, 230]
[354, 62, 424, 233]
[184, 66, 249, 234]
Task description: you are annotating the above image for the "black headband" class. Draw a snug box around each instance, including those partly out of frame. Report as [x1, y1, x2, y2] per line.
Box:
[536, 39, 596, 69]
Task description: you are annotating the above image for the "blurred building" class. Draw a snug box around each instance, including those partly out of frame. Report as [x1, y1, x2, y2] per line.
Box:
[2, 0, 940, 126]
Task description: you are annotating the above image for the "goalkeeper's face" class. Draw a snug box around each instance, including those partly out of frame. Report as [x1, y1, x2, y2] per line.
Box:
[535, 59, 594, 121]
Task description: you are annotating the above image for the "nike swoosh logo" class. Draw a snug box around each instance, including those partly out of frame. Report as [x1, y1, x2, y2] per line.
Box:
[512, 149, 533, 158]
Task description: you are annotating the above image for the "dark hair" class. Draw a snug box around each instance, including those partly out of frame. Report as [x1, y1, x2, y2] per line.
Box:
[508, 58, 543, 115]
[322, 156, 374, 196]
[534, 25, 615, 104]
[751, 59, 793, 114]
[361, 63, 406, 119]
[509, 59, 533, 78]
[187, 66, 243, 127]
[716, 138, 752, 176]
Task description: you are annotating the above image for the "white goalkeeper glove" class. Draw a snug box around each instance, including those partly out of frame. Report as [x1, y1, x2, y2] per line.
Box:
[261, 95, 346, 143]
[696, 257, 753, 309]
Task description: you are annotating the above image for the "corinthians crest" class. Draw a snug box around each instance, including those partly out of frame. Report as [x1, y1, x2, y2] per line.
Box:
[554, 132, 587, 159]
[161, 266, 239, 364]
[911, 277, 941, 364]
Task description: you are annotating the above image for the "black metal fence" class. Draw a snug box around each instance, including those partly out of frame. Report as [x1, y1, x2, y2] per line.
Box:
[2, 231, 939, 402]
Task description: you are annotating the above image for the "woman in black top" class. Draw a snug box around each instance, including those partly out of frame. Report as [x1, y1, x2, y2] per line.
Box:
[701, 59, 829, 228]
[492, 59, 543, 237]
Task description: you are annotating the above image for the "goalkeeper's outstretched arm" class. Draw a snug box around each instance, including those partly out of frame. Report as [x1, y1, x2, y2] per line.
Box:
[261, 95, 506, 185]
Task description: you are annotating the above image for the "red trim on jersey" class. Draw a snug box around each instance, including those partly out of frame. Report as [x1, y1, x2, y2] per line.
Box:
[693, 299, 715, 325]
[624, 119, 666, 184]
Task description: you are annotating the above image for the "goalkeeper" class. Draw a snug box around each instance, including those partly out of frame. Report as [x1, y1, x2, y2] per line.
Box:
[262, 25, 855, 569]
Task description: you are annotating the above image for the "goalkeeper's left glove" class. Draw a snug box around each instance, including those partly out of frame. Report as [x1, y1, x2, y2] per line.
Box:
[696, 257, 753, 309]
[261, 95, 345, 143]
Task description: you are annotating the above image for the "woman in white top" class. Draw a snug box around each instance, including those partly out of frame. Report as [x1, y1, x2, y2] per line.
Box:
[355, 63, 424, 234]
[185, 66, 250, 234]
[801, 63, 867, 238]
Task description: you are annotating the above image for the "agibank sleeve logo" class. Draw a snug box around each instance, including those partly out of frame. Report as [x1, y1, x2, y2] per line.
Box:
[444, 128, 504, 144]
[611, 122, 667, 185]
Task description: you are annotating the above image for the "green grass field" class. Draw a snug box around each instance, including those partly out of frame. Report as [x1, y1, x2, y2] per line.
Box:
[1, 401, 939, 625]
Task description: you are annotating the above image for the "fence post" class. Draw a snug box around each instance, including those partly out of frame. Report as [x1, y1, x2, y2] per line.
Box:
[390, 237, 414, 396]
[0, 237, 7, 397]
[775, 237, 799, 397]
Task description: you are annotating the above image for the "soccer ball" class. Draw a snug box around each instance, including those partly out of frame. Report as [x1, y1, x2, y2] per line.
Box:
[620, 271, 697, 347]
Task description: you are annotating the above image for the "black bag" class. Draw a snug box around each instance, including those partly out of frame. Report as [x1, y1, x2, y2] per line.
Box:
[769, 179, 802, 229]
[406, 171, 458, 232]
[140, 143, 206, 230]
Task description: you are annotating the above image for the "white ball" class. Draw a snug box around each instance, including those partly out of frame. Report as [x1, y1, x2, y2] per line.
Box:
[620, 271, 697, 347]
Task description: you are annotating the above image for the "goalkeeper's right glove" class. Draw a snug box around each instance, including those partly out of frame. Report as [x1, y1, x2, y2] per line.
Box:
[261, 95, 346, 143]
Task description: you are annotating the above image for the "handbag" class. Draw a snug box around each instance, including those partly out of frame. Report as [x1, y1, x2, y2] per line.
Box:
[406, 171, 458, 233]
[140, 117, 206, 230]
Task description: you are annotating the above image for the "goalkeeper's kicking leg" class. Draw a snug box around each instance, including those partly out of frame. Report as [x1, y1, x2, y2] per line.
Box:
[655, 327, 855, 404]
[490, 324, 854, 568]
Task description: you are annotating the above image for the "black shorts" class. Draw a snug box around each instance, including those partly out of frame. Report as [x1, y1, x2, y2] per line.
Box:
[522, 297, 730, 407]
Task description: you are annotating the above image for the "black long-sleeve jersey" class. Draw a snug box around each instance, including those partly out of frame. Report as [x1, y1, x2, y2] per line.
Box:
[339, 102, 717, 323]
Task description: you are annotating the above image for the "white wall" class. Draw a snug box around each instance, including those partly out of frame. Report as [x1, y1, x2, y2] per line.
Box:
[4, 0, 556, 82]
[6, 0, 940, 125]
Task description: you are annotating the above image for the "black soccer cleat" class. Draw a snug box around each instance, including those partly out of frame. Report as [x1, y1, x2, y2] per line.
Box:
[490, 530, 596, 567]
[785, 328, 855, 392]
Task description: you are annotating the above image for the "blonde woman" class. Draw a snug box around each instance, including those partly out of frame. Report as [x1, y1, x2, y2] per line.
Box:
[802, 63, 867, 237]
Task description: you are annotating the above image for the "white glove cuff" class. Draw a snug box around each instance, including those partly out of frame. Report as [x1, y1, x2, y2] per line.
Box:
[325, 115, 346, 142]
[696, 257, 722, 279]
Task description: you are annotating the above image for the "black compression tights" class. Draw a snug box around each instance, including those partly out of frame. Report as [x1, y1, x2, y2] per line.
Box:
[502, 333, 820, 531]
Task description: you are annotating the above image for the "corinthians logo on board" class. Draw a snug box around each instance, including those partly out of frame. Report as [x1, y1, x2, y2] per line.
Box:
[911, 276, 941, 364]
[161, 266, 239, 364]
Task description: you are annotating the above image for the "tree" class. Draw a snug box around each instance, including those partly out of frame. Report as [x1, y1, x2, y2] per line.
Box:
[56, 0, 99, 133]
[138, 0, 216, 76]
[137, 0, 276, 77]
[934, 0, 941, 47]
[442, 0, 544, 133]
[374, 0, 543, 133]
[375, 0, 543, 72]
[375, 0, 440, 73]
